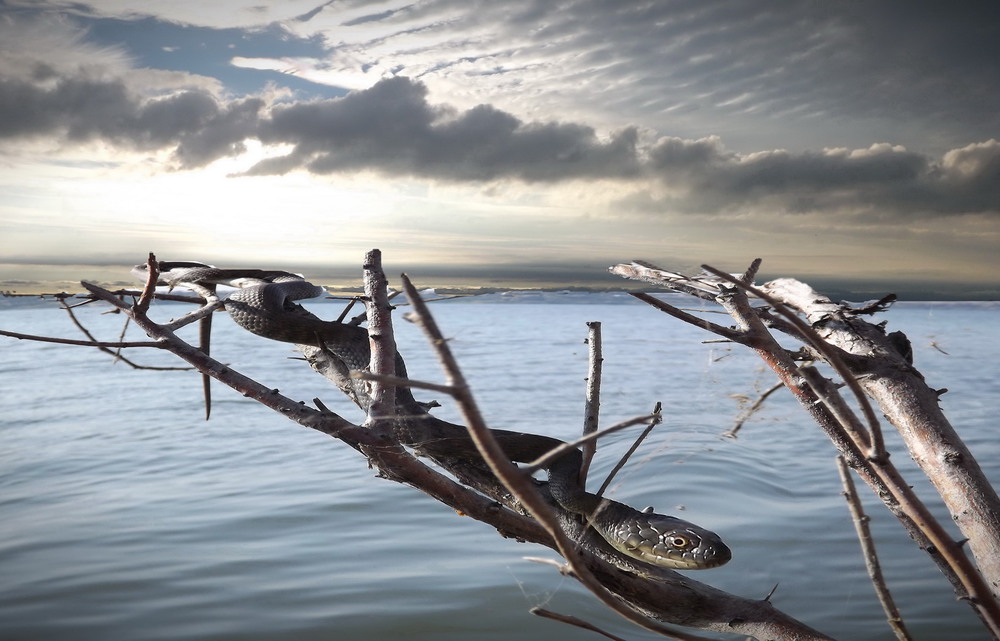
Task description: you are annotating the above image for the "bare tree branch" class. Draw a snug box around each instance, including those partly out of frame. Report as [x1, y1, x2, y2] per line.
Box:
[0, 329, 162, 349]
[761, 277, 1000, 606]
[3, 254, 848, 640]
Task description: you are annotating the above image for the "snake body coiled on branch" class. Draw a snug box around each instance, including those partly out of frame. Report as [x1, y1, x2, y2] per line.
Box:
[135, 261, 732, 571]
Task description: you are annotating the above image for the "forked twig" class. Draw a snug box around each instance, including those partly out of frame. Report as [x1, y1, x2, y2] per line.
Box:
[524, 413, 660, 475]
[58, 288, 192, 370]
[595, 403, 662, 499]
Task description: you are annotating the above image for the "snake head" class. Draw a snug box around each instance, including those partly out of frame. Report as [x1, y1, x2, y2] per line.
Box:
[604, 508, 732, 570]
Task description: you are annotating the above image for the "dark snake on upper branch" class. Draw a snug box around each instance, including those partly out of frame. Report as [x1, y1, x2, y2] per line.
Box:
[134, 261, 732, 571]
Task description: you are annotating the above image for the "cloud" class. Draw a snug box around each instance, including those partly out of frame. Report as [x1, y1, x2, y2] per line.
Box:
[241, 0, 1000, 156]
[1, 13, 997, 219]
[640, 136, 1000, 217]
[0, 73, 262, 167]
[13, 2, 1000, 156]
[250, 76, 640, 181]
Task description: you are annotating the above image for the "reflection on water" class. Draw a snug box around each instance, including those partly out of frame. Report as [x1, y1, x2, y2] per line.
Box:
[1, 296, 997, 640]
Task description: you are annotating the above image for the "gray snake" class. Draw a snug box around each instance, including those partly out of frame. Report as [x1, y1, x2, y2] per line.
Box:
[134, 261, 731, 570]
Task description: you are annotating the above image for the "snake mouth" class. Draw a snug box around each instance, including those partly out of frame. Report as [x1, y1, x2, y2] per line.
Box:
[644, 541, 732, 570]
[681, 540, 733, 570]
[611, 538, 733, 570]
[647, 541, 733, 570]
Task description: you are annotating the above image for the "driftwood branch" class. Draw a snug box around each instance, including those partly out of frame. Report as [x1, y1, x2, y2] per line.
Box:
[760, 277, 1000, 602]
[362, 249, 397, 421]
[611, 259, 1000, 638]
[3, 252, 846, 640]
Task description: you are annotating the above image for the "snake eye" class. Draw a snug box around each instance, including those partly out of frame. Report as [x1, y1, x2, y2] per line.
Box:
[667, 534, 691, 549]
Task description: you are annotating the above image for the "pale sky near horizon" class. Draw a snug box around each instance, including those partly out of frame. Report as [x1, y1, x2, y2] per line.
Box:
[1, 1, 998, 296]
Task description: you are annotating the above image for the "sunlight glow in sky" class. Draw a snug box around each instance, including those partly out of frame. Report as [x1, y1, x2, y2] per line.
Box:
[1, 1, 999, 297]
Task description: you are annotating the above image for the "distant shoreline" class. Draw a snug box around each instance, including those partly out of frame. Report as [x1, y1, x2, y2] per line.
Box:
[4, 281, 998, 302]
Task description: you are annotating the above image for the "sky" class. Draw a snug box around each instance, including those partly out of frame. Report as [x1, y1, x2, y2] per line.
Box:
[1, 1, 999, 297]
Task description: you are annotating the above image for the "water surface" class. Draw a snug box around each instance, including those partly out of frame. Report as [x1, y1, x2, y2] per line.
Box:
[1, 294, 997, 640]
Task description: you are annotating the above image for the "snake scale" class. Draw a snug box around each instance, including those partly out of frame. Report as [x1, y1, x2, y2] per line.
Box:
[134, 261, 731, 570]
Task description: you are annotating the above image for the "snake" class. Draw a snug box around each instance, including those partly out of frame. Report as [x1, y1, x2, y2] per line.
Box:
[133, 261, 732, 570]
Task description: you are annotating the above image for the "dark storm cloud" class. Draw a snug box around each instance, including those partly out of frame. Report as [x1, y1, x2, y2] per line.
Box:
[247, 78, 999, 216]
[645, 136, 1000, 216]
[251, 77, 640, 181]
[0, 74, 263, 167]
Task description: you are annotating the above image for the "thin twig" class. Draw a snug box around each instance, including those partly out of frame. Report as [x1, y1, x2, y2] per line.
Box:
[351, 371, 458, 397]
[724, 381, 785, 438]
[161, 299, 226, 332]
[630, 292, 744, 341]
[836, 456, 913, 641]
[523, 413, 661, 475]
[595, 403, 662, 499]
[335, 296, 361, 323]
[530, 608, 630, 641]
[0, 329, 164, 350]
[523, 556, 571, 571]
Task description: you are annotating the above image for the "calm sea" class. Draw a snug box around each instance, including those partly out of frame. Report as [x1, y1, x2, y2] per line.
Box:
[1, 292, 997, 641]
